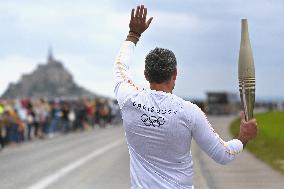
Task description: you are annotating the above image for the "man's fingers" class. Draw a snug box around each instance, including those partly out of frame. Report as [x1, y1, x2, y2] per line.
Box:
[130, 5, 152, 33]
[146, 17, 153, 28]
[131, 8, 135, 19]
[249, 118, 257, 123]
[135, 6, 140, 18]
[143, 8, 147, 20]
[139, 5, 144, 18]
[248, 119, 257, 127]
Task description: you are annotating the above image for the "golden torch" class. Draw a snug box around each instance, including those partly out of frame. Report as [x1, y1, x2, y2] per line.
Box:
[238, 19, 255, 121]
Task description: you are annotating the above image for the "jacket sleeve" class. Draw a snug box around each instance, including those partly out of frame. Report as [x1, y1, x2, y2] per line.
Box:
[114, 41, 141, 109]
[190, 104, 243, 165]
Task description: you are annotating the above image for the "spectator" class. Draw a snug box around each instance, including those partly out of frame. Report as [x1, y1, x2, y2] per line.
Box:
[0, 97, 122, 147]
[48, 101, 61, 137]
[98, 99, 110, 127]
[0, 103, 5, 149]
[61, 102, 70, 133]
[26, 100, 35, 140]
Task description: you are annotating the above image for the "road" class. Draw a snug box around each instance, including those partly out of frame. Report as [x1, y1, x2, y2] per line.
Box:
[0, 126, 130, 189]
[1, 117, 283, 189]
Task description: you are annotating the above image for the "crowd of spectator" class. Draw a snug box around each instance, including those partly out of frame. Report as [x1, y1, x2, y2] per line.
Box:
[0, 98, 121, 150]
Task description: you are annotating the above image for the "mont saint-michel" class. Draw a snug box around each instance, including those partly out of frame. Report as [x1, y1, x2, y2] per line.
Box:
[1, 49, 95, 99]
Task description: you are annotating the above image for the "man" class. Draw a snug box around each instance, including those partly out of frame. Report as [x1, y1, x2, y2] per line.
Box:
[114, 5, 257, 189]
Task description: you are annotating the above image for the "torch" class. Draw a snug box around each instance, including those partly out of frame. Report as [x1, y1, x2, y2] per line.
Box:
[238, 19, 255, 121]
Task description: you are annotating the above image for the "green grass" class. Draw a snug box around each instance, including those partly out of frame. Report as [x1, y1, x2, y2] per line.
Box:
[230, 111, 284, 175]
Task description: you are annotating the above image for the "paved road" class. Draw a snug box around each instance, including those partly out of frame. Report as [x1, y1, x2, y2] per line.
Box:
[0, 126, 130, 189]
[1, 116, 283, 189]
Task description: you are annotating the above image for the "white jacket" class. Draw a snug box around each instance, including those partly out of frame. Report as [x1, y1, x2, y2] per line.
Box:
[114, 41, 243, 189]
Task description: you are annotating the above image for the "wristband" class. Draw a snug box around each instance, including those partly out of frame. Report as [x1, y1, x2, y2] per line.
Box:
[127, 34, 140, 41]
[129, 30, 141, 37]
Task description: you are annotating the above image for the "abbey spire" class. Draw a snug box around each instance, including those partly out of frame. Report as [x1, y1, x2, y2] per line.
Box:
[48, 45, 55, 63]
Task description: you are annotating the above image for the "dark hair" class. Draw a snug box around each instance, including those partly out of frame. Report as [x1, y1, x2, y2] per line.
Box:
[144, 47, 177, 83]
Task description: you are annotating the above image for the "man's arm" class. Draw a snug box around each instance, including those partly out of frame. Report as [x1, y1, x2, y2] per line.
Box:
[114, 5, 153, 108]
[191, 105, 257, 165]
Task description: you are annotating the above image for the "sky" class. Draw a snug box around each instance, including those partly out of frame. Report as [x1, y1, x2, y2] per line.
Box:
[0, 0, 283, 100]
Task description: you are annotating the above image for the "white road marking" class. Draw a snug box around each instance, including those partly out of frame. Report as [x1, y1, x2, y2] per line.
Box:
[27, 139, 125, 189]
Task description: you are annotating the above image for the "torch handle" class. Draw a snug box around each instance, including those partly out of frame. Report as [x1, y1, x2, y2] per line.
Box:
[241, 82, 249, 121]
[239, 78, 255, 121]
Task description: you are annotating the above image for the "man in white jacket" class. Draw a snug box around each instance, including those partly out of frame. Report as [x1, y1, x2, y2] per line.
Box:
[114, 5, 257, 189]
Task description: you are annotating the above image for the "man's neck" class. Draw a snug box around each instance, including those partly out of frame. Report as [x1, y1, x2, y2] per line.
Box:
[150, 82, 172, 93]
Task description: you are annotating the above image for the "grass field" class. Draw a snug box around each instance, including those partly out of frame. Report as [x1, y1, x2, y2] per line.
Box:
[230, 111, 284, 175]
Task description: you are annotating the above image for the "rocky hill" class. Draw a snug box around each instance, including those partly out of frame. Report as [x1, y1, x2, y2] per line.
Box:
[1, 50, 96, 99]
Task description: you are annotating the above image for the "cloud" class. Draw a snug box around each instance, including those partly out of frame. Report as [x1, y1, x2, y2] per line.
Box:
[0, 1, 130, 97]
[0, 0, 283, 99]
[59, 54, 115, 97]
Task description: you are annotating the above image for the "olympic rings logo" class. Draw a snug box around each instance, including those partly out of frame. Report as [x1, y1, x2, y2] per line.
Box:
[141, 114, 165, 127]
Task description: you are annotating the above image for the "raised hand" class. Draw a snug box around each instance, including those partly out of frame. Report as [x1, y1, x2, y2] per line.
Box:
[126, 5, 153, 44]
[129, 5, 153, 35]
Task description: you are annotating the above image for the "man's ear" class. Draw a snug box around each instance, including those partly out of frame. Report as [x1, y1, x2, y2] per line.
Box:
[144, 70, 149, 81]
[172, 68, 177, 81]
